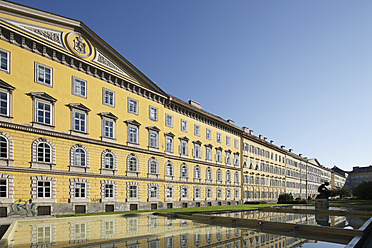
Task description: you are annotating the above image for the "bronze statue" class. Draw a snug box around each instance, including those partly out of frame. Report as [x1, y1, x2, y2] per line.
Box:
[316, 182, 330, 199]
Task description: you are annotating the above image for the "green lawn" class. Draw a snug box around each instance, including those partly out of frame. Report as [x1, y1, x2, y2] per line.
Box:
[57, 203, 281, 218]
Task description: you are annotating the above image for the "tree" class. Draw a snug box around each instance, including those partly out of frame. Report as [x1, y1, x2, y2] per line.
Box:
[353, 181, 372, 200]
[278, 193, 294, 203]
[330, 186, 351, 198]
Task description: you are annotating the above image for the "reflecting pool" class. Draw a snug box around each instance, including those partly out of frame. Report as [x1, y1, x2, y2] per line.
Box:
[7, 213, 353, 248]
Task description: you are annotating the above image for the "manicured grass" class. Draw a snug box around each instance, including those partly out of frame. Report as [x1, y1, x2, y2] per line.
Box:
[329, 199, 372, 205]
[56, 203, 280, 218]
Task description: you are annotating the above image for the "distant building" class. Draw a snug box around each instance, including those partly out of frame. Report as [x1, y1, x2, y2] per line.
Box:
[345, 166, 372, 188]
[331, 166, 348, 189]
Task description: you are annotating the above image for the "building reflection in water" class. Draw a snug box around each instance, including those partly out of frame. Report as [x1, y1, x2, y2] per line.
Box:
[9, 211, 358, 248]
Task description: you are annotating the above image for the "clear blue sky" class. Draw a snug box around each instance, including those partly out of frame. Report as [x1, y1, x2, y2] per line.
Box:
[10, 0, 372, 171]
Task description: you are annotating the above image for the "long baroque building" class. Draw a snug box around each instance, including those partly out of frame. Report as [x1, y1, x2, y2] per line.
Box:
[0, 1, 337, 216]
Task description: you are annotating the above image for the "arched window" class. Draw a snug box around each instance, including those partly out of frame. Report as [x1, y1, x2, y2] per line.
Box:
[127, 153, 139, 172]
[194, 165, 201, 179]
[104, 153, 114, 169]
[101, 149, 117, 173]
[235, 172, 239, 184]
[194, 232, 201, 246]
[165, 161, 174, 176]
[217, 169, 222, 182]
[0, 136, 7, 159]
[226, 170, 231, 182]
[226, 152, 231, 165]
[181, 163, 188, 178]
[37, 142, 51, 163]
[148, 157, 159, 175]
[74, 148, 86, 166]
[32, 137, 55, 169]
[206, 167, 212, 180]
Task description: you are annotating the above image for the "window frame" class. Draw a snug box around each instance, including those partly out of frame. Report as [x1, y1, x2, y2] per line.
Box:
[165, 113, 173, 127]
[72, 76, 87, 98]
[102, 88, 115, 107]
[194, 124, 200, 136]
[206, 129, 212, 140]
[181, 119, 188, 132]
[35, 62, 53, 87]
[128, 97, 138, 115]
[149, 106, 158, 121]
[0, 49, 10, 74]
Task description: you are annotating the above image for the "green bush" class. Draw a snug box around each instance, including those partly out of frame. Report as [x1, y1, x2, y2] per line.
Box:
[353, 181, 372, 199]
[278, 193, 308, 204]
[278, 193, 294, 203]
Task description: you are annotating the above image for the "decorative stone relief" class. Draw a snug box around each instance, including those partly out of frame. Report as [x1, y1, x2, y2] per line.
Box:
[2, 18, 64, 47]
[93, 49, 131, 78]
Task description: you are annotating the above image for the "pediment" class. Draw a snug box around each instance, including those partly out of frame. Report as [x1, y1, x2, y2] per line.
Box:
[0, 2, 169, 98]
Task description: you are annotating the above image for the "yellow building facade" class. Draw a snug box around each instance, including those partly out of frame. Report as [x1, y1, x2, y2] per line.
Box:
[0, 1, 242, 216]
[0, 1, 343, 216]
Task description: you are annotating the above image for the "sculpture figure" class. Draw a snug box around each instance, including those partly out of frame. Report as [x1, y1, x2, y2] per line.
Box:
[316, 182, 330, 199]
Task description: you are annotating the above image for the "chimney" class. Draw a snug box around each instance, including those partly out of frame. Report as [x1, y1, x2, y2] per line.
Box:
[259, 135, 263, 139]
[188, 100, 202, 109]
[242, 126, 249, 133]
[263, 137, 267, 141]
[270, 140, 274, 144]
[299, 154, 302, 157]
[281, 145, 285, 149]
[227, 119, 235, 125]
[289, 149, 293, 153]
[249, 130, 253, 135]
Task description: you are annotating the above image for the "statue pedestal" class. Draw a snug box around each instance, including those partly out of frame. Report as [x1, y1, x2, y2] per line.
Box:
[315, 199, 329, 209]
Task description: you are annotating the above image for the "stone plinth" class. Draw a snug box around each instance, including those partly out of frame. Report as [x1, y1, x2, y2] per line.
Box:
[315, 199, 329, 209]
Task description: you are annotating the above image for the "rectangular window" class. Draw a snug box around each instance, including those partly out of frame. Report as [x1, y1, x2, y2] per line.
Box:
[180, 140, 188, 155]
[0, 49, 10, 73]
[194, 144, 201, 158]
[35, 62, 53, 86]
[129, 185, 137, 198]
[226, 136, 231, 146]
[0, 91, 9, 116]
[0, 179, 6, 197]
[37, 181, 51, 198]
[216, 150, 222, 163]
[165, 136, 173, 152]
[72, 77, 87, 98]
[181, 119, 187, 132]
[166, 187, 173, 198]
[105, 184, 114, 198]
[165, 114, 173, 127]
[206, 147, 212, 161]
[149, 131, 158, 148]
[181, 187, 188, 198]
[149, 106, 158, 121]
[195, 188, 201, 198]
[234, 139, 239, 148]
[104, 119, 114, 138]
[217, 133, 221, 143]
[36, 101, 52, 125]
[103, 88, 115, 107]
[207, 188, 212, 198]
[37, 226, 52, 244]
[128, 126, 138, 144]
[150, 186, 158, 198]
[206, 129, 211, 140]
[74, 111, 86, 132]
[128, 98, 138, 114]
[74, 182, 86, 198]
[194, 124, 200, 136]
